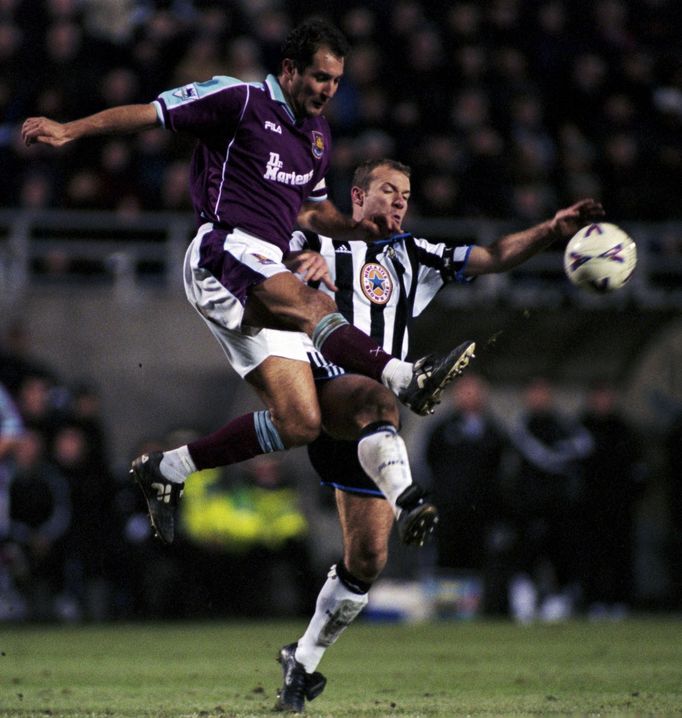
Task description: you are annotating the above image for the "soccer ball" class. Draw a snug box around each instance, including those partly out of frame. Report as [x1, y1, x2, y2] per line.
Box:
[563, 222, 637, 293]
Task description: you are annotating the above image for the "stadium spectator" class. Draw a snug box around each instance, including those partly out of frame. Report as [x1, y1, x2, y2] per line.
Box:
[68, 381, 110, 469]
[223, 35, 265, 82]
[50, 421, 120, 620]
[664, 411, 682, 608]
[18, 169, 54, 209]
[502, 376, 594, 623]
[172, 35, 225, 87]
[15, 370, 67, 444]
[178, 453, 314, 618]
[579, 381, 647, 619]
[424, 373, 508, 580]
[0, 381, 23, 620]
[0, 321, 53, 399]
[7, 428, 71, 621]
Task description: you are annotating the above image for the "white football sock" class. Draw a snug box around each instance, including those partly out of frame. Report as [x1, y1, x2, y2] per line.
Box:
[295, 565, 369, 673]
[159, 445, 196, 484]
[380, 357, 414, 395]
[357, 424, 412, 519]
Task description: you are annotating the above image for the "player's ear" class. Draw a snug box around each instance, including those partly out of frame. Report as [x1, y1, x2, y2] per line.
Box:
[281, 58, 297, 80]
[351, 186, 364, 208]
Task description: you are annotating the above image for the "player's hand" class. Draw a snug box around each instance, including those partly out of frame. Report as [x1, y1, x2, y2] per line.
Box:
[21, 117, 71, 147]
[285, 250, 337, 291]
[351, 213, 402, 242]
[550, 198, 605, 239]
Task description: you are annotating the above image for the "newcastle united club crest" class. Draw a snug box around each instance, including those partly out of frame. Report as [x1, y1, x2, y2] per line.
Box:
[361, 262, 392, 304]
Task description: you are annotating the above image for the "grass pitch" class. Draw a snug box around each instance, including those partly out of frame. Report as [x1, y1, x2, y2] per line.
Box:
[2, 617, 682, 717]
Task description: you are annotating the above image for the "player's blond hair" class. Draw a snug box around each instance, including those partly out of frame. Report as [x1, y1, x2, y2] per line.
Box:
[352, 159, 411, 191]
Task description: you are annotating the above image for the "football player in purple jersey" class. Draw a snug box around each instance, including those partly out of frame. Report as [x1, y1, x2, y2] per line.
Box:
[22, 21, 472, 554]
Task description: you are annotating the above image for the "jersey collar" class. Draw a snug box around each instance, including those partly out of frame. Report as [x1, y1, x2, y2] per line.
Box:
[265, 74, 296, 123]
[371, 232, 412, 248]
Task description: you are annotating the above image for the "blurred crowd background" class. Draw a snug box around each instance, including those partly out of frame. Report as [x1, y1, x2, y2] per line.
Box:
[1, 0, 681, 232]
[2, 0, 682, 624]
[2, 326, 682, 623]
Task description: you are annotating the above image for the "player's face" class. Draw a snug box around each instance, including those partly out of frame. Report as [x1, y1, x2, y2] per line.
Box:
[360, 167, 411, 228]
[283, 48, 344, 119]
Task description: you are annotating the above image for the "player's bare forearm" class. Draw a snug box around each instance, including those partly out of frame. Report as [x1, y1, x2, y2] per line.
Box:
[298, 199, 356, 235]
[22, 104, 159, 147]
[297, 199, 401, 242]
[466, 198, 605, 275]
[481, 220, 559, 272]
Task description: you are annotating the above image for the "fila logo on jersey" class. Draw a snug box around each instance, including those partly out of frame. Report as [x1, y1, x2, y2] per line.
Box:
[361, 262, 392, 304]
[264, 120, 282, 134]
[263, 152, 314, 186]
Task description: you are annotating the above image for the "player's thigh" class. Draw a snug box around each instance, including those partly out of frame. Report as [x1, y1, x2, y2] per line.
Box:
[317, 374, 399, 439]
[246, 354, 321, 444]
[245, 272, 336, 334]
[336, 490, 394, 577]
[197, 317, 310, 379]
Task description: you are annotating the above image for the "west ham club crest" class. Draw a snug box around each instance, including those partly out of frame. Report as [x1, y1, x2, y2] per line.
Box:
[311, 131, 325, 159]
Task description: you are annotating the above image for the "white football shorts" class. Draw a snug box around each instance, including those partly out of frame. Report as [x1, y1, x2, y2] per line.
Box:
[183, 223, 312, 377]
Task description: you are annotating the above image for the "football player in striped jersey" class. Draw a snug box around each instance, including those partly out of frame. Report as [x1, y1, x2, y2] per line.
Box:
[275, 159, 604, 711]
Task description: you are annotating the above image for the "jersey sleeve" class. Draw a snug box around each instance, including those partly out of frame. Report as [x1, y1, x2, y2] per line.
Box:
[154, 76, 253, 136]
[412, 237, 474, 316]
[305, 178, 328, 203]
[289, 230, 308, 252]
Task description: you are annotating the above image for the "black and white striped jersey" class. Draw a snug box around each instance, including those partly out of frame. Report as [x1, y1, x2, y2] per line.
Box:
[290, 231, 473, 361]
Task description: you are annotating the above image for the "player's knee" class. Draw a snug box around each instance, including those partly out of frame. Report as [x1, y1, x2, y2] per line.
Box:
[370, 384, 399, 420]
[276, 406, 321, 447]
[311, 287, 337, 316]
[356, 384, 400, 427]
[298, 284, 337, 325]
[347, 542, 388, 583]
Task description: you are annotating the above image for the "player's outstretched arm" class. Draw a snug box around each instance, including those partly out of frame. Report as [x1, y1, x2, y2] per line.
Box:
[22, 104, 160, 147]
[465, 198, 605, 276]
[297, 199, 401, 243]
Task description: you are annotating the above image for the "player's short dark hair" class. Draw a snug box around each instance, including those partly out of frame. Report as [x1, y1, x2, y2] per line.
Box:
[280, 19, 349, 73]
[352, 159, 412, 191]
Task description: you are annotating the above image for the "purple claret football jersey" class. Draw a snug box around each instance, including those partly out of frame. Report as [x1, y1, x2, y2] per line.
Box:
[154, 74, 331, 253]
